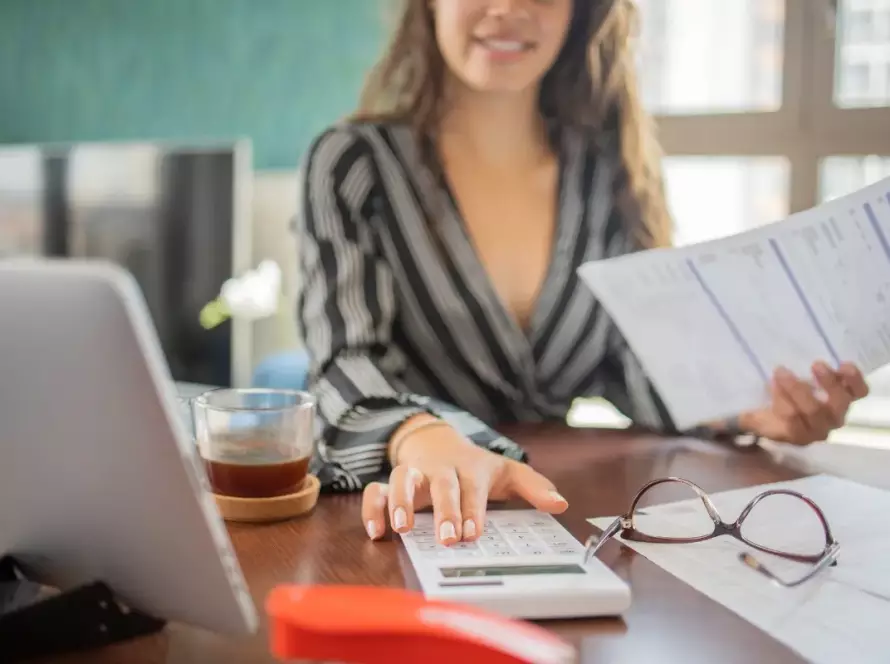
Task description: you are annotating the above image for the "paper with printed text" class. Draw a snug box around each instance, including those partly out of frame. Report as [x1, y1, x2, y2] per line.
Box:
[578, 176, 890, 429]
[587, 475, 890, 664]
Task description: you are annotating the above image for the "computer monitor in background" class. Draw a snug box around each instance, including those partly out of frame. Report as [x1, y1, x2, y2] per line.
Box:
[0, 140, 253, 388]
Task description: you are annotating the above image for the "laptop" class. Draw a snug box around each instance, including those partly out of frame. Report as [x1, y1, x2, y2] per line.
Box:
[0, 258, 258, 635]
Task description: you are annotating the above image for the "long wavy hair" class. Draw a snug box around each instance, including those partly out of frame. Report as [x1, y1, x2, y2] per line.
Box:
[352, 0, 672, 248]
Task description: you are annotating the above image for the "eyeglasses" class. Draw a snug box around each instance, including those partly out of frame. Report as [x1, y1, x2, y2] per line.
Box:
[584, 477, 840, 588]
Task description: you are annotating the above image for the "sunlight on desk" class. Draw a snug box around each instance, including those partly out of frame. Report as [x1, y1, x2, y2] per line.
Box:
[828, 425, 890, 450]
[828, 393, 890, 450]
[566, 398, 631, 429]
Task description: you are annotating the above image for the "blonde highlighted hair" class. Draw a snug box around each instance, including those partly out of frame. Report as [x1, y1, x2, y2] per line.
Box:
[354, 0, 672, 248]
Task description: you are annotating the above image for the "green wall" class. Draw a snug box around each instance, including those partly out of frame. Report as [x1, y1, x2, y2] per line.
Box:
[0, 0, 384, 169]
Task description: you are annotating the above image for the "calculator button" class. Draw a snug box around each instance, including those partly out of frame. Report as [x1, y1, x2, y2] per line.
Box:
[529, 518, 553, 527]
[478, 534, 501, 543]
[417, 543, 439, 551]
[508, 534, 536, 543]
[413, 528, 435, 537]
[453, 550, 482, 558]
[489, 549, 515, 557]
[484, 541, 511, 551]
[423, 551, 453, 559]
[552, 544, 581, 554]
[413, 536, 436, 545]
[453, 542, 478, 550]
[514, 542, 550, 556]
[502, 526, 529, 534]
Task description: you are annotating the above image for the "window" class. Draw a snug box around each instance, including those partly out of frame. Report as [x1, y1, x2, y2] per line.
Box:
[832, 0, 890, 109]
[0, 147, 43, 257]
[635, 0, 784, 114]
[663, 157, 789, 246]
[843, 8, 873, 43]
[819, 155, 890, 202]
[637, 0, 890, 432]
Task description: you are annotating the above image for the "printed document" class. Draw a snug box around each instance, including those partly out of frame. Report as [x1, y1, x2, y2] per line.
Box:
[577, 176, 890, 429]
[588, 475, 890, 664]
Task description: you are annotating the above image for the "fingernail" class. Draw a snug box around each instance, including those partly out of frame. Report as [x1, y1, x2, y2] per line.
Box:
[393, 507, 407, 531]
[548, 491, 568, 504]
[776, 367, 793, 379]
[462, 519, 476, 539]
[366, 520, 378, 539]
[439, 521, 456, 542]
[814, 362, 830, 375]
[815, 387, 829, 403]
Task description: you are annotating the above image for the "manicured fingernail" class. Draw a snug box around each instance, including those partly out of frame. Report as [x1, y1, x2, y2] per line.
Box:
[548, 491, 567, 504]
[393, 507, 407, 530]
[462, 519, 476, 539]
[814, 362, 830, 375]
[815, 387, 829, 403]
[366, 520, 378, 539]
[439, 521, 456, 542]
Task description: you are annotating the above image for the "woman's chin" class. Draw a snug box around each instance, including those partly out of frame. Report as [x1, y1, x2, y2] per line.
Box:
[460, 73, 541, 97]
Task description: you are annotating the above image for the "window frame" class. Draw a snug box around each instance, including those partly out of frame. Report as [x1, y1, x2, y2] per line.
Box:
[651, 0, 890, 215]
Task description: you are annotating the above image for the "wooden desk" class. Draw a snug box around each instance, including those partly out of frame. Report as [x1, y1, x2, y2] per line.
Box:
[39, 426, 881, 663]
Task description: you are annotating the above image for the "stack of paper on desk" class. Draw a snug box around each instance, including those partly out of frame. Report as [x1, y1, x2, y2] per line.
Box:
[578, 176, 890, 430]
[588, 475, 890, 664]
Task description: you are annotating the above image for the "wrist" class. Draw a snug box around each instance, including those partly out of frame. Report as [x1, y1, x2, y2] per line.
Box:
[693, 416, 757, 444]
[713, 414, 761, 446]
[388, 414, 451, 465]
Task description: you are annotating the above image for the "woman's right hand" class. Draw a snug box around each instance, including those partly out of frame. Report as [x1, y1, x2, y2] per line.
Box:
[361, 421, 568, 545]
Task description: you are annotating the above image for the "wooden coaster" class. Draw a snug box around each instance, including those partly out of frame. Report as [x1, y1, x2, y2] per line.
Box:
[214, 474, 320, 523]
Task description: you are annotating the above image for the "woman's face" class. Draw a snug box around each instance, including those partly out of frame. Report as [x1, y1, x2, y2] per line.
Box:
[432, 0, 574, 95]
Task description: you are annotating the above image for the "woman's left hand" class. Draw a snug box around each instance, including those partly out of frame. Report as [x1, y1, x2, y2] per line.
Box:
[738, 361, 869, 445]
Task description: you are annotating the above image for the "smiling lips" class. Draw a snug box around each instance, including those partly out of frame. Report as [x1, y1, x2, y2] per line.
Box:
[474, 36, 535, 60]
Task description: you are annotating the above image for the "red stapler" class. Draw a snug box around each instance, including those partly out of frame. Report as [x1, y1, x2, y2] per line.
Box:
[266, 584, 577, 664]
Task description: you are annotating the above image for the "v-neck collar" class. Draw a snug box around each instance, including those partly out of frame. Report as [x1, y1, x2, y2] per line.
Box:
[433, 128, 583, 371]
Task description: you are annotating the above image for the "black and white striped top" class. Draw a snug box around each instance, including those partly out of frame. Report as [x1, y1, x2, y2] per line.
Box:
[295, 121, 676, 492]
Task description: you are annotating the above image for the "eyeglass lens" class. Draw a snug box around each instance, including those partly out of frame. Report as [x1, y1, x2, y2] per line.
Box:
[630, 479, 830, 559]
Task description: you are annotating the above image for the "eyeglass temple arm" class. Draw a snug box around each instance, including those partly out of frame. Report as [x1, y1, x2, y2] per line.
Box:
[739, 542, 840, 588]
[583, 517, 623, 565]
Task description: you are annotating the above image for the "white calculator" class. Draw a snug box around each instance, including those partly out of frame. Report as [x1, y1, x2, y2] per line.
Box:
[399, 510, 631, 620]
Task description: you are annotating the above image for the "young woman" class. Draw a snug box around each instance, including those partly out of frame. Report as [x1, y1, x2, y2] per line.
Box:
[295, 0, 868, 546]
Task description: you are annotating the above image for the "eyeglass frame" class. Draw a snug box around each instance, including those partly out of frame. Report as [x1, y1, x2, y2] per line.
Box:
[583, 477, 840, 588]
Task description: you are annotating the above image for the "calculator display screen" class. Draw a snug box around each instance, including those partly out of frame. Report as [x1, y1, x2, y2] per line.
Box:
[440, 564, 586, 578]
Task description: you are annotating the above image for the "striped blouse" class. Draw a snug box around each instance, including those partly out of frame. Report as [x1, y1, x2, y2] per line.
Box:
[295, 121, 677, 492]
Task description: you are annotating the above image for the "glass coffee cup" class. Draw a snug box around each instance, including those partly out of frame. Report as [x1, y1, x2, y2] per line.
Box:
[191, 388, 315, 499]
